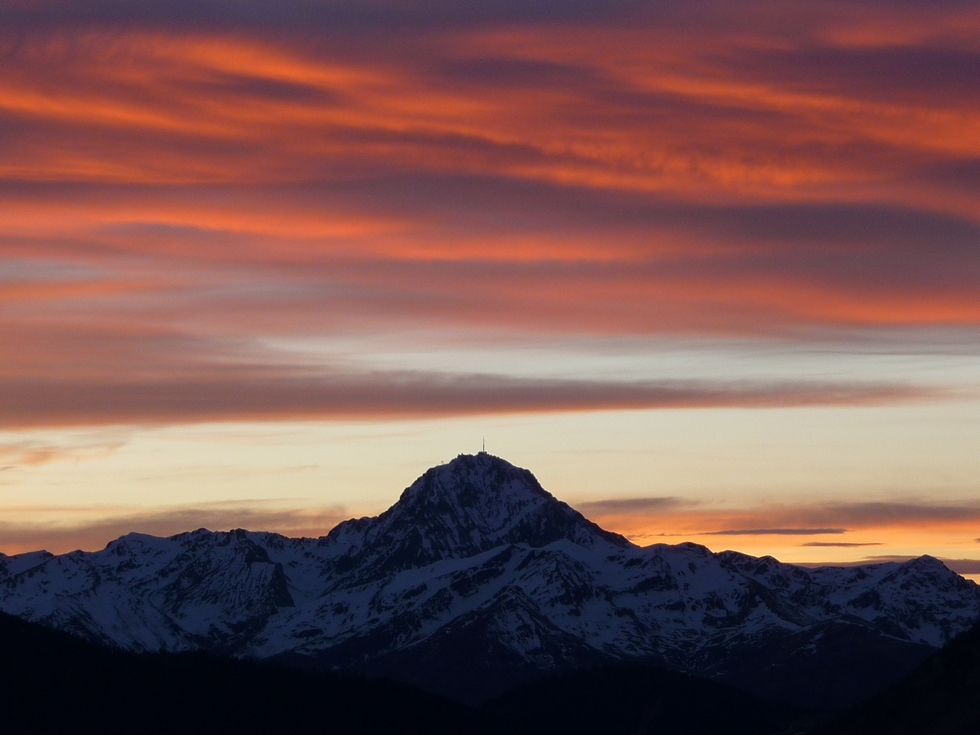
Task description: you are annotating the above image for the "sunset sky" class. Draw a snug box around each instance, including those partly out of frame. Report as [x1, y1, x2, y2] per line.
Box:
[0, 0, 978, 576]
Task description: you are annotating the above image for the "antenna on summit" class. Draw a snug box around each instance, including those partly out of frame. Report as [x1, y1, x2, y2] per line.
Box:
[482, 436, 485, 453]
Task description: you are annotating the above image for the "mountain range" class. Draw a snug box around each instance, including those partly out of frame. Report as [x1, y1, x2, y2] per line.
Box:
[2, 453, 978, 710]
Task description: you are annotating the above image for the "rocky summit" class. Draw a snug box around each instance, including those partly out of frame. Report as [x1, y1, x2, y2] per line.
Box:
[2, 453, 978, 708]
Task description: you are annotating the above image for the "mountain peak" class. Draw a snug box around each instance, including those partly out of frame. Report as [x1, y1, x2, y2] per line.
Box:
[394, 452, 551, 517]
[387, 453, 625, 548]
[324, 453, 630, 579]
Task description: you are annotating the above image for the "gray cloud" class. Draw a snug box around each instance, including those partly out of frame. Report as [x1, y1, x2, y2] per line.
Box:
[865, 556, 980, 576]
[0, 0, 655, 31]
[285, 174, 980, 266]
[798, 502, 980, 527]
[566, 498, 980, 540]
[942, 559, 980, 575]
[801, 541, 882, 547]
[577, 497, 690, 514]
[705, 528, 846, 536]
[0, 373, 936, 428]
[718, 45, 980, 109]
[917, 158, 980, 198]
[686, 501, 980, 531]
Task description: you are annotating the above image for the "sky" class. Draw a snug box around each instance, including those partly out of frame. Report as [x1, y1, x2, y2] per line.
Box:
[0, 0, 978, 576]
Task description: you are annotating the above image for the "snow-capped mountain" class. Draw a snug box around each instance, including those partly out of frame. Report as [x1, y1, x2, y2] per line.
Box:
[1, 453, 977, 708]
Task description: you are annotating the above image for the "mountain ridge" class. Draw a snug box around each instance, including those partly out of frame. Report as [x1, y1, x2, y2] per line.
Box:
[1, 453, 977, 709]
[815, 619, 980, 734]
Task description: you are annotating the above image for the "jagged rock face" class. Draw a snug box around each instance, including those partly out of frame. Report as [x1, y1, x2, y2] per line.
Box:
[321, 453, 629, 584]
[0, 528, 295, 653]
[1, 453, 978, 708]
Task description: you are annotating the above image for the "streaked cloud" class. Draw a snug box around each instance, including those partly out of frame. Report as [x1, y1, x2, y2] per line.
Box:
[705, 528, 846, 536]
[802, 542, 882, 548]
[802, 502, 980, 527]
[0, 2, 977, 435]
[865, 556, 980, 576]
[0, 436, 127, 467]
[577, 497, 690, 515]
[0, 373, 939, 428]
[583, 498, 980, 530]
[938, 559, 980, 575]
[581, 499, 980, 556]
[0, 503, 349, 555]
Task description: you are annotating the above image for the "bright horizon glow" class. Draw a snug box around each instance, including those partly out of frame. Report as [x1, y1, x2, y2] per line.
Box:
[2, 402, 979, 582]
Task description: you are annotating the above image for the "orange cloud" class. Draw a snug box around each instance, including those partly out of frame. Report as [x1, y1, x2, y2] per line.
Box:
[0, 1, 977, 429]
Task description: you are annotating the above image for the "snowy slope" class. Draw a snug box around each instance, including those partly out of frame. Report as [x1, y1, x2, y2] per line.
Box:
[1, 453, 977, 703]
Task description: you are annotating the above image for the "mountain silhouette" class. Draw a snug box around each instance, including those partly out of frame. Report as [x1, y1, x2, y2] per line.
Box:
[0, 609, 472, 735]
[0, 609, 820, 735]
[815, 620, 980, 734]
